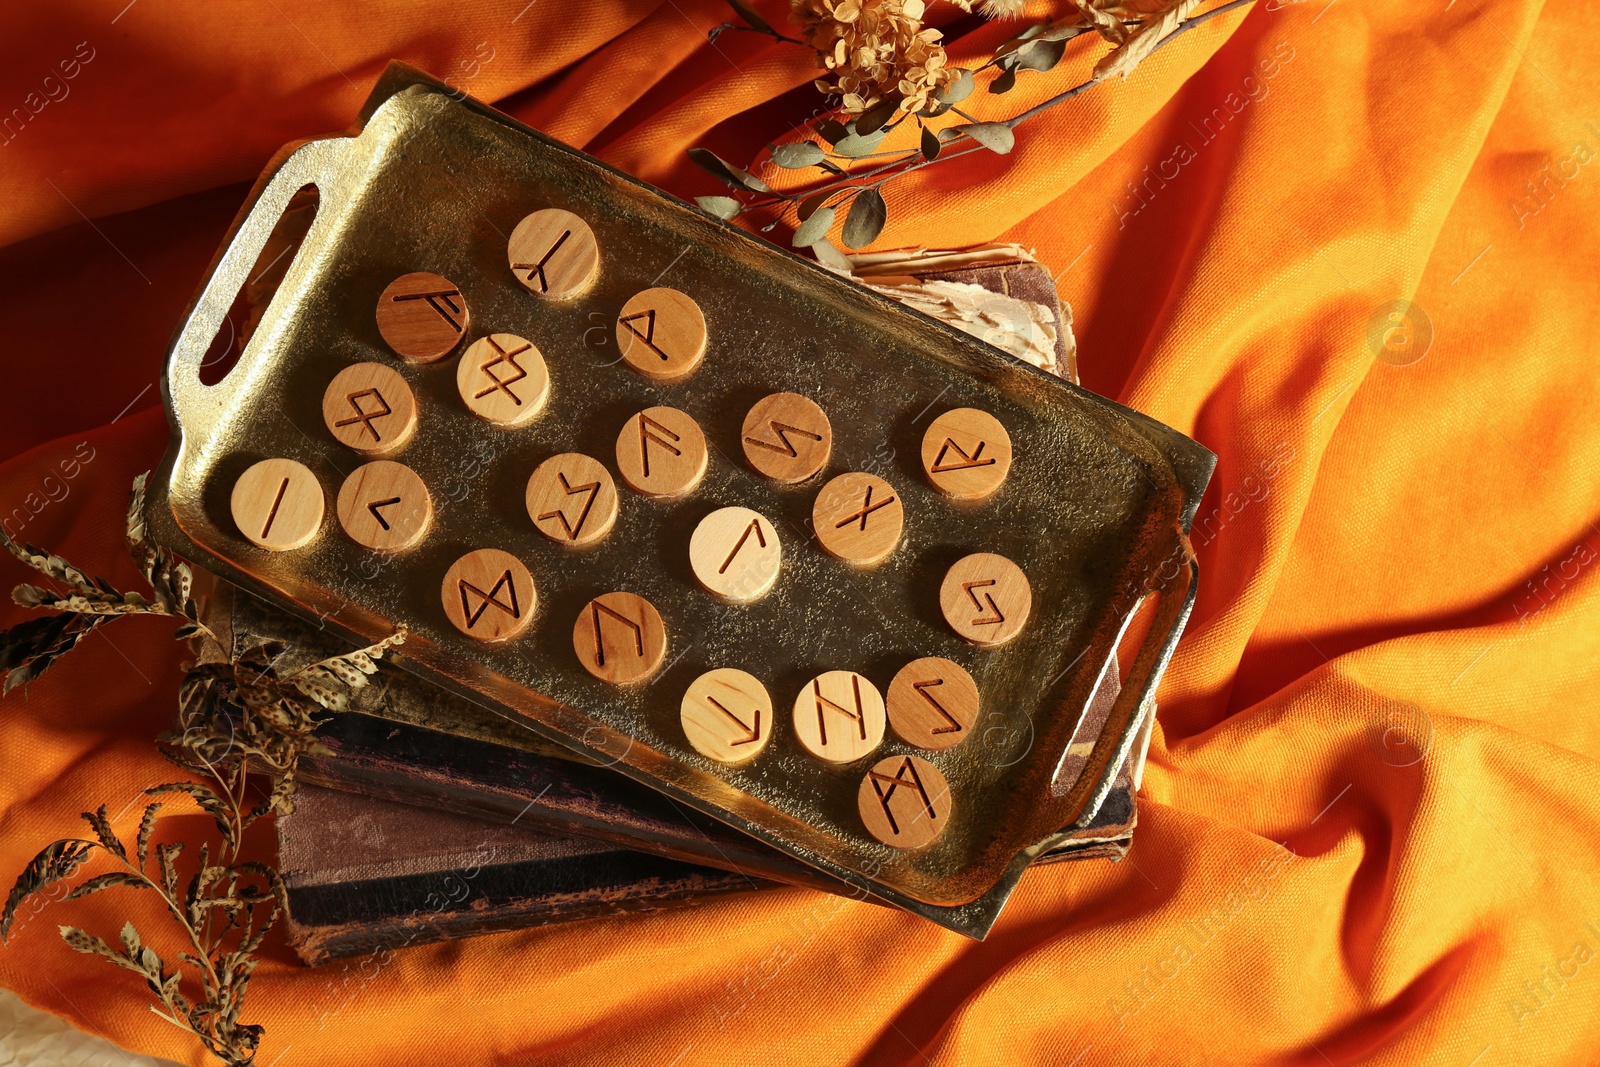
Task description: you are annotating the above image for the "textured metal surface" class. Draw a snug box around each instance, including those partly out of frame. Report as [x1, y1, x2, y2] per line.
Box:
[147, 66, 1204, 936]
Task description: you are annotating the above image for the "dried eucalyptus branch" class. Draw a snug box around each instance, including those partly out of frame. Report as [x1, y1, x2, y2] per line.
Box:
[1, 474, 406, 1066]
[692, 0, 1256, 249]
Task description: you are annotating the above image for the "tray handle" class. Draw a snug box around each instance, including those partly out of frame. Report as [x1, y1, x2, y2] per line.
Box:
[1036, 534, 1198, 838]
[165, 136, 352, 444]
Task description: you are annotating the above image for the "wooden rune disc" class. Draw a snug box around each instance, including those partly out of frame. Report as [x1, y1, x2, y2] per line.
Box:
[525, 453, 619, 547]
[440, 548, 536, 642]
[230, 458, 324, 551]
[885, 657, 979, 751]
[376, 271, 469, 363]
[336, 461, 433, 552]
[812, 472, 903, 565]
[614, 406, 708, 498]
[322, 363, 418, 456]
[939, 552, 1031, 647]
[681, 668, 773, 763]
[791, 670, 885, 763]
[456, 334, 550, 427]
[572, 591, 667, 685]
[688, 506, 781, 602]
[920, 407, 1012, 499]
[615, 287, 707, 381]
[857, 754, 952, 848]
[740, 392, 832, 483]
[507, 208, 600, 300]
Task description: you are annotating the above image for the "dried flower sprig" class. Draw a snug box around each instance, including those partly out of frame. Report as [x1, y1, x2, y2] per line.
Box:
[1, 474, 406, 1066]
[692, 0, 1255, 249]
[0, 473, 208, 693]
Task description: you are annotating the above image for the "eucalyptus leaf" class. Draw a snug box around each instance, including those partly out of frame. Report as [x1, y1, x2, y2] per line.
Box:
[990, 69, 1018, 95]
[939, 69, 975, 106]
[694, 195, 742, 220]
[1015, 38, 1068, 73]
[686, 147, 771, 193]
[814, 118, 849, 145]
[842, 189, 887, 249]
[921, 125, 941, 161]
[832, 130, 886, 158]
[959, 123, 1016, 154]
[797, 190, 832, 222]
[791, 205, 836, 248]
[854, 96, 901, 136]
[726, 0, 774, 34]
[771, 141, 826, 169]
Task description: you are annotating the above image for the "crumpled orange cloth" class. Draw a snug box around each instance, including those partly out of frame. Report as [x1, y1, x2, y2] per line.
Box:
[3, 1, 1599, 1064]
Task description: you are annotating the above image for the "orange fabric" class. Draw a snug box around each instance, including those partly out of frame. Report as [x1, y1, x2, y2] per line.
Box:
[2, 1, 1598, 1063]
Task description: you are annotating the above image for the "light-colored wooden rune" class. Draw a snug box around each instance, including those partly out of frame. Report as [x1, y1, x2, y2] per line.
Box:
[939, 552, 1031, 647]
[230, 458, 324, 551]
[456, 334, 550, 426]
[572, 591, 667, 685]
[886, 657, 979, 751]
[525, 453, 619, 547]
[681, 668, 773, 763]
[507, 208, 600, 300]
[688, 506, 781, 602]
[336, 460, 432, 552]
[440, 548, 536, 642]
[857, 754, 952, 848]
[376, 271, 469, 363]
[920, 407, 1012, 499]
[614, 406, 707, 497]
[740, 392, 832, 483]
[615, 287, 707, 381]
[322, 363, 418, 455]
[812, 471, 903, 565]
[791, 670, 885, 763]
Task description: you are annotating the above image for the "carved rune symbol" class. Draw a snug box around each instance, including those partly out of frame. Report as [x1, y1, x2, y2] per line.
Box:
[367, 496, 402, 531]
[931, 437, 996, 473]
[637, 412, 682, 478]
[720, 519, 767, 575]
[835, 484, 896, 531]
[913, 678, 964, 734]
[536, 472, 600, 541]
[391, 288, 465, 332]
[813, 675, 868, 747]
[867, 757, 939, 836]
[962, 579, 1005, 626]
[744, 421, 823, 458]
[333, 389, 393, 442]
[707, 695, 761, 745]
[473, 337, 531, 404]
[618, 308, 670, 362]
[260, 478, 290, 539]
[459, 569, 520, 629]
[588, 600, 643, 666]
[512, 229, 571, 293]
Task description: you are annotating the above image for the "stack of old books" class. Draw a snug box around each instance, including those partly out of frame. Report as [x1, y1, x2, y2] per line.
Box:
[218, 246, 1153, 963]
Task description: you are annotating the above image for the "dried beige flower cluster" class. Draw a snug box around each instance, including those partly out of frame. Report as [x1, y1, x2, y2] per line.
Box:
[791, 0, 957, 115]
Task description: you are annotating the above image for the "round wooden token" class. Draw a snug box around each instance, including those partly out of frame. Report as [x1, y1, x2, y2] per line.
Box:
[440, 548, 536, 642]
[376, 271, 469, 363]
[791, 670, 885, 763]
[615, 287, 707, 381]
[740, 393, 832, 483]
[857, 754, 952, 848]
[507, 208, 600, 300]
[886, 657, 979, 751]
[322, 363, 418, 455]
[681, 668, 773, 763]
[939, 552, 1032, 647]
[230, 458, 324, 551]
[456, 334, 549, 426]
[688, 506, 781, 602]
[614, 407, 707, 498]
[812, 472, 902, 565]
[572, 591, 667, 685]
[336, 461, 432, 552]
[525, 453, 619, 547]
[920, 408, 1012, 499]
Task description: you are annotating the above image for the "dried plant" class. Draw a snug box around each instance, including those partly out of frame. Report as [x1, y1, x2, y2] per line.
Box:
[0, 474, 405, 1065]
[693, 0, 1255, 249]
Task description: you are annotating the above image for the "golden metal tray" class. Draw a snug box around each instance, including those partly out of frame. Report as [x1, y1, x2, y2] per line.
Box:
[146, 65, 1211, 938]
